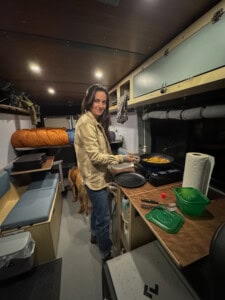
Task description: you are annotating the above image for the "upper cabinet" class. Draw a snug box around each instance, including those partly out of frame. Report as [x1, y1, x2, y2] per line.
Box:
[120, 81, 130, 100]
[109, 79, 131, 110]
[109, 1, 225, 112]
[109, 89, 117, 107]
[133, 11, 225, 98]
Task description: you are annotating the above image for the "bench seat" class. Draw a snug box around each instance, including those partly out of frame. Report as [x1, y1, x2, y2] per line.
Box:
[0, 169, 62, 265]
[0, 170, 10, 198]
[28, 173, 59, 190]
[1, 187, 56, 230]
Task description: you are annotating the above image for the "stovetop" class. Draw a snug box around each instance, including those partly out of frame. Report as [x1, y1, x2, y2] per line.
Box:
[141, 164, 183, 187]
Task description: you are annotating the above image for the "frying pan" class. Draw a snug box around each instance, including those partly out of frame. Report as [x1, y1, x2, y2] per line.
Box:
[140, 153, 174, 168]
[114, 172, 147, 188]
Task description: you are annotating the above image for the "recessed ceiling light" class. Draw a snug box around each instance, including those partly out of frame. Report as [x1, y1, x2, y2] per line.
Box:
[47, 88, 55, 95]
[95, 70, 103, 79]
[29, 62, 41, 74]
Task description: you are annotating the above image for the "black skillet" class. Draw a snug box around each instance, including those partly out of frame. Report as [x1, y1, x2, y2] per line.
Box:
[113, 161, 148, 188]
[140, 153, 174, 169]
[114, 172, 147, 188]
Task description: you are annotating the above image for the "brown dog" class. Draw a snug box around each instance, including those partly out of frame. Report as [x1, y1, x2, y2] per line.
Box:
[67, 167, 92, 215]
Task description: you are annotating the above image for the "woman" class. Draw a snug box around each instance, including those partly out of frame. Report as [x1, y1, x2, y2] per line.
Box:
[75, 84, 137, 260]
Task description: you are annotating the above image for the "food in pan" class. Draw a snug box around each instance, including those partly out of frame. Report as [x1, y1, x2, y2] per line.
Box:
[143, 156, 170, 164]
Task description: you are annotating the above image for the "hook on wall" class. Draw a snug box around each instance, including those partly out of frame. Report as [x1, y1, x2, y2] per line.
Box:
[160, 82, 167, 94]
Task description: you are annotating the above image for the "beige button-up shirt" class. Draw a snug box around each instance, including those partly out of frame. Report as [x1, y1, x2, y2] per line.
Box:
[75, 111, 124, 190]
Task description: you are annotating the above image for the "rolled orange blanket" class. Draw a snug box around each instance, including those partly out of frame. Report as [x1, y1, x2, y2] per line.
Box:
[11, 128, 69, 147]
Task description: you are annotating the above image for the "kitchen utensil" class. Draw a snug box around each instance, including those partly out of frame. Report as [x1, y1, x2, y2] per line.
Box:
[114, 172, 147, 188]
[173, 187, 210, 216]
[134, 162, 149, 178]
[145, 206, 184, 234]
[141, 203, 176, 212]
[141, 199, 176, 209]
[140, 153, 174, 168]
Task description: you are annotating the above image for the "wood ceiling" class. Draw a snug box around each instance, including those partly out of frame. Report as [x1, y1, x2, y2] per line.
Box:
[0, 0, 221, 114]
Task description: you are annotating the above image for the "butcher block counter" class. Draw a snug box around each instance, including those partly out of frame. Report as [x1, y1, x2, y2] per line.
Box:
[118, 181, 225, 268]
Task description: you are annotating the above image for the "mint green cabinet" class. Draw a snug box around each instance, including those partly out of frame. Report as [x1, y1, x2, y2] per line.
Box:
[133, 15, 225, 98]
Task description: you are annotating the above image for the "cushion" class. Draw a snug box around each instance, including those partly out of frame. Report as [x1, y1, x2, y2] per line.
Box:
[4, 163, 14, 174]
[0, 170, 10, 198]
[1, 188, 56, 230]
[28, 173, 59, 190]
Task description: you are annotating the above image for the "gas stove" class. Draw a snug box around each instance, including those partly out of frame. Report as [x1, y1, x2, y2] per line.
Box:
[142, 164, 183, 187]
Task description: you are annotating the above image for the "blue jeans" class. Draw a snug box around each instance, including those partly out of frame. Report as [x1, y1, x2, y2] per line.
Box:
[86, 187, 112, 258]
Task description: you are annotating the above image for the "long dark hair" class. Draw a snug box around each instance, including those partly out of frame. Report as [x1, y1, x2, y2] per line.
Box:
[81, 84, 111, 142]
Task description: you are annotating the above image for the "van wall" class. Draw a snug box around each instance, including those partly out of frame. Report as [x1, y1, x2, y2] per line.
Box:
[111, 111, 139, 154]
[0, 113, 34, 168]
[43, 116, 72, 128]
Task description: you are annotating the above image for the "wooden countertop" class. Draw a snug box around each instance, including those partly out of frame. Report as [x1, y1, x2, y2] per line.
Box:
[121, 182, 225, 268]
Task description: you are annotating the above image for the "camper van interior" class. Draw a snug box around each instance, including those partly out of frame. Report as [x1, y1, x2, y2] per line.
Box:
[1, 1, 225, 299]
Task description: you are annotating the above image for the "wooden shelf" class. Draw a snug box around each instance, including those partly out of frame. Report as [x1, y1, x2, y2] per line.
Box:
[109, 105, 117, 112]
[15, 144, 72, 151]
[116, 189, 154, 253]
[109, 90, 117, 107]
[11, 156, 54, 175]
[0, 104, 29, 115]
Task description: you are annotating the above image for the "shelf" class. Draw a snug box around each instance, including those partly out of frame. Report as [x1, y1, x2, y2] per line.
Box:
[11, 156, 54, 175]
[109, 105, 117, 113]
[117, 191, 154, 253]
[0, 104, 29, 115]
[15, 144, 72, 151]
[120, 81, 130, 100]
[109, 90, 117, 107]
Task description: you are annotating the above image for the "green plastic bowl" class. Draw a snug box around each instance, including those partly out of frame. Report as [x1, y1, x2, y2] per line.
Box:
[173, 187, 210, 217]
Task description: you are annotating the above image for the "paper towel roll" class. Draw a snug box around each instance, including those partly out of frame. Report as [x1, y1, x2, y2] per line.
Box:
[182, 152, 215, 195]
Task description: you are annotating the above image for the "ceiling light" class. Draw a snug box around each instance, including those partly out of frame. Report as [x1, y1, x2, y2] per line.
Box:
[29, 62, 41, 74]
[95, 70, 103, 79]
[47, 88, 55, 95]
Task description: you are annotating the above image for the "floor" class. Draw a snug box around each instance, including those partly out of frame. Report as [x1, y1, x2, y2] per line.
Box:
[56, 184, 211, 300]
[57, 188, 103, 300]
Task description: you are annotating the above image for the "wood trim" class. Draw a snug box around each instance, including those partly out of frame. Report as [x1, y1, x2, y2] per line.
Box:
[0, 104, 29, 115]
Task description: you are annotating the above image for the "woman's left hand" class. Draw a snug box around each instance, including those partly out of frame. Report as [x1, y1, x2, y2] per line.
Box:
[123, 155, 140, 163]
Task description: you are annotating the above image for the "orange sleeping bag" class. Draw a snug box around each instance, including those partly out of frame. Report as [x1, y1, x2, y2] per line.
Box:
[11, 128, 69, 147]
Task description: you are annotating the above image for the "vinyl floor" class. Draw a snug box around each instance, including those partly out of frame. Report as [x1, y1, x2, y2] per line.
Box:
[57, 189, 103, 300]
[0, 258, 62, 300]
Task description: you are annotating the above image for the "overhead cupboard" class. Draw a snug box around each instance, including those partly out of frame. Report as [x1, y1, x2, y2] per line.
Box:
[133, 12, 225, 98]
[109, 80, 131, 107]
[109, 1, 225, 110]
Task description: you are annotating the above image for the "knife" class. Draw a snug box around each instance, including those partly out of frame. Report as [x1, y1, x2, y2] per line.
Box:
[141, 199, 176, 208]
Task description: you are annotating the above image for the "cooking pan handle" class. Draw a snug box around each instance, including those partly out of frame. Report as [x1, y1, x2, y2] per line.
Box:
[141, 199, 158, 204]
[134, 162, 149, 178]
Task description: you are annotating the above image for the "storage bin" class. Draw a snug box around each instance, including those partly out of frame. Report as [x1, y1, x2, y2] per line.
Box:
[102, 241, 200, 299]
[13, 153, 47, 171]
[173, 187, 210, 216]
[0, 231, 35, 280]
